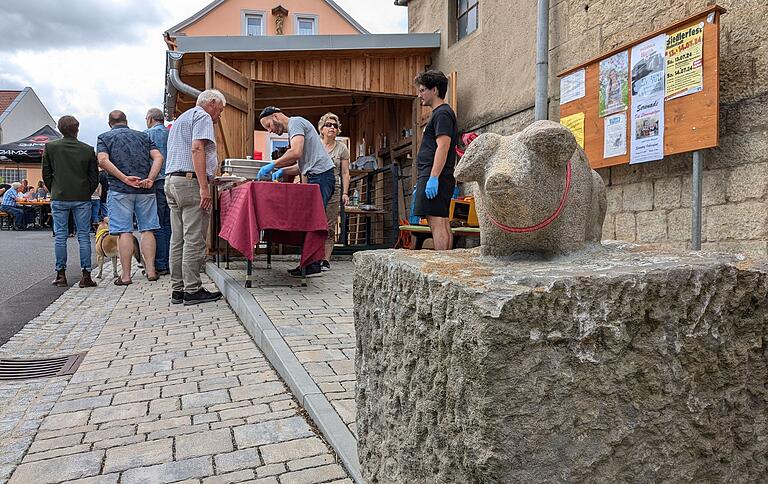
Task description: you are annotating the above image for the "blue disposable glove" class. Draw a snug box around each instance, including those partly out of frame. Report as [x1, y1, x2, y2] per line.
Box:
[271, 168, 284, 181]
[425, 176, 439, 199]
[257, 162, 276, 180]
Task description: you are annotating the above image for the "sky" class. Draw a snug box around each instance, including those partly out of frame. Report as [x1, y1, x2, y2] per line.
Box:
[0, 0, 407, 146]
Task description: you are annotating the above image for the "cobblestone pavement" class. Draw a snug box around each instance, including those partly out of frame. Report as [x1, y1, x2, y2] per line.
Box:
[1, 265, 351, 484]
[223, 260, 356, 437]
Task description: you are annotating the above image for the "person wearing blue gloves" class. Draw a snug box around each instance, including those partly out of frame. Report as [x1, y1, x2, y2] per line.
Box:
[257, 106, 336, 276]
[413, 70, 459, 250]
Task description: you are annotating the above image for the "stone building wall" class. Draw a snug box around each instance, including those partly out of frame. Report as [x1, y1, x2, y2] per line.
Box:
[407, 0, 768, 256]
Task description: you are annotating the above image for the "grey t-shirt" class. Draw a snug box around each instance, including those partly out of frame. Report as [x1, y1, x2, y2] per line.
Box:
[288, 117, 335, 175]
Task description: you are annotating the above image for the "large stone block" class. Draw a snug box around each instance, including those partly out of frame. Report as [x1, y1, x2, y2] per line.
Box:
[726, 162, 768, 202]
[681, 170, 727, 208]
[622, 181, 653, 211]
[636, 210, 667, 242]
[614, 212, 636, 241]
[653, 177, 682, 209]
[354, 247, 768, 483]
[706, 201, 768, 241]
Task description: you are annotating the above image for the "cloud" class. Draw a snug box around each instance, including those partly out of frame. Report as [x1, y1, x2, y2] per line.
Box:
[0, 0, 407, 147]
[0, 0, 168, 51]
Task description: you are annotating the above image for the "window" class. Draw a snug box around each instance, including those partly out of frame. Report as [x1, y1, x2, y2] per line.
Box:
[245, 14, 263, 36]
[268, 137, 289, 160]
[0, 168, 27, 184]
[295, 15, 317, 35]
[457, 0, 478, 41]
[241, 10, 265, 36]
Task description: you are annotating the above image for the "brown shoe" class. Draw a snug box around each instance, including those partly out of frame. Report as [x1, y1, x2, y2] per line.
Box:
[79, 269, 97, 288]
[52, 269, 68, 287]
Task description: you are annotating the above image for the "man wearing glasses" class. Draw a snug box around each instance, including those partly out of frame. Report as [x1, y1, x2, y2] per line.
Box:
[257, 106, 336, 276]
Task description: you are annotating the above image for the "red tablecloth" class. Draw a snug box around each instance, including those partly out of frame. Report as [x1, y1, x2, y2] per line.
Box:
[218, 181, 328, 266]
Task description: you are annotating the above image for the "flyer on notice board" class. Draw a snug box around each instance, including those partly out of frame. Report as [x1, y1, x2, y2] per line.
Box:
[604, 113, 627, 158]
[560, 69, 586, 105]
[630, 98, 665, 164]
[631, 34, 667, 99]
[560, 112, 585, 149]
[599, 51, 629, 117]
[665, 22, 704, 100]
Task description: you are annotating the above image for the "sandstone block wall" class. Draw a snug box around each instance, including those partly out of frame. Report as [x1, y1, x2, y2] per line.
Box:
[355, 247, 768, 483]
[409, 0, 768, 255]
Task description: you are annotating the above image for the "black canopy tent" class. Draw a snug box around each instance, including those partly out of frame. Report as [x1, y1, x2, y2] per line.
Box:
[0, 125, 61, 180]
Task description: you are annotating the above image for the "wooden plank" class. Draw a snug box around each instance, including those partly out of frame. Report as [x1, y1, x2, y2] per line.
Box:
[213, 58, 249, 89]
[559, 8, 722, 169]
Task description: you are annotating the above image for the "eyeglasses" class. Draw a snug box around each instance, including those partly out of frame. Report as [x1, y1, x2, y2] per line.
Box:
[324, 123, 339, 129]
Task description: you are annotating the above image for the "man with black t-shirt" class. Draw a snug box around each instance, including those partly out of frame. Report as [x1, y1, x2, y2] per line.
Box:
[414, 70, 459, 250]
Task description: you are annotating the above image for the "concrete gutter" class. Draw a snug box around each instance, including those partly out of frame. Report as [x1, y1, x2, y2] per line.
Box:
[206, 263, 363, 484]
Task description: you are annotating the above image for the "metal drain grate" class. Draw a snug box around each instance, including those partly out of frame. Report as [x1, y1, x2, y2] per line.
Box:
[0, 353, 87, 381]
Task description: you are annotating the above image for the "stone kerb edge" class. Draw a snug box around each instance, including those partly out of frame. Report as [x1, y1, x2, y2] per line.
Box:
[205, 263, 363, 484]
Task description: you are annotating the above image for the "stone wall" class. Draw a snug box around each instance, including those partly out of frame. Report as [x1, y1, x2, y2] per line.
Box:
[407, 0, 768, 256]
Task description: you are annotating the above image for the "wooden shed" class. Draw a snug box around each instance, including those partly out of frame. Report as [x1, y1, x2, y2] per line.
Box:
[164, 33, 442, 248]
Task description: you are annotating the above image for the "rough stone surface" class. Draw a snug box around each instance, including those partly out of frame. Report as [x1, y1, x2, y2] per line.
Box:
[455, 120, 607, 255]
[354, 246, 768, 483]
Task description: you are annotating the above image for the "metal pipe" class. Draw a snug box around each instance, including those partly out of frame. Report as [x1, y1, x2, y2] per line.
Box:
[165, 52, 202, 121]
[691, 150, 703, 250]
[534, 0, 550, 121]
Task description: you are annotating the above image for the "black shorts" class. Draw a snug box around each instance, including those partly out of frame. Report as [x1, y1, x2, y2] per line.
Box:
[413, 174, 455, 218]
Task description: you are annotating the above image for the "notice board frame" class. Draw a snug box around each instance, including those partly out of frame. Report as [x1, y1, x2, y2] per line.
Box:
[557, 5, 726, 170]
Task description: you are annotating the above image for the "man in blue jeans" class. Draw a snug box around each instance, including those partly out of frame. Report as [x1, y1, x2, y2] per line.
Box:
[145, 108, 170, 276]
[1, 182, 35, 230]
[257, 106, 335, 277]
[42, 115, 100, 287]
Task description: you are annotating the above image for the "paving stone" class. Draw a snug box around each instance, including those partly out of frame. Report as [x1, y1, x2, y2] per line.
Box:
[50, 395, 113, 415]
[198, 376, 241, 392]
[173, 353, 229, 370]
[233, 416, 313, 449]
[149, 397, 180, 414]
[92, 435, 147, 450]
[175, 429, 234, 459]
[60, 473, 120, 484]
[160, 382, 199, 398]
[83, 425, 136, 443]
[181, 389, 231, 409]
[90, 402, 147, 424]
[229, 381, 285, 402]
[8, 450, 104, 484]
[27, 433, 84, 454]
[287, 454, 335, 471]
[23, 444, 93, 463]
[111, 387, 161, 405]
[39, 410, 91, 431]
[201, 469, 256, 484]
[120, 456, 213, 484]
[260, 437, 328, 464]
[278, 464, 348, 484]
[214, 447, 263, 474]
[69, 366, 131, 384]
[137, 415, 191, 434]
[103, 438, 173, 473]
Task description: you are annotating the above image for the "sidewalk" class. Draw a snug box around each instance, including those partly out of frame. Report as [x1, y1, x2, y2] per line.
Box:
[206, 259, 358, 477]
[0, 265, 351, 484]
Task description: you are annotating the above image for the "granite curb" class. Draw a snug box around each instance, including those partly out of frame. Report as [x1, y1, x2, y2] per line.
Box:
[206, 262, 363, 484]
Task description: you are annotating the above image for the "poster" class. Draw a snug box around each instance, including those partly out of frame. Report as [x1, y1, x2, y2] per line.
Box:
[604, 113, 627, 158]
[560, 112, 585, 149]
[630, 98, 664, 164]
[631, 34, 666, 99]
[599, 51, 629, 117]
[560, 69, 586, 105]
[665, 22, 704, 100]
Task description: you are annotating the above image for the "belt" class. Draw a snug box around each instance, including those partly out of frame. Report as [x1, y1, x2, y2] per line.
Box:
[169, 171, 197, 179]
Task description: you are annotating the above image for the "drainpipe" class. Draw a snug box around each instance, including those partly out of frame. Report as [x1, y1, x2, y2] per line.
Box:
[393, 0, 408, 5]
[165, 51, 202, 121]
[534, 0, 550, 121]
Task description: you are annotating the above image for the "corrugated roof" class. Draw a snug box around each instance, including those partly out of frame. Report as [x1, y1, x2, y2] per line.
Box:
[0, 91, 22, 116]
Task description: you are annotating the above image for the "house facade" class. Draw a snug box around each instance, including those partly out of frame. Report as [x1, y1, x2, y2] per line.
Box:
[404, 0, 768, 257]
[165, 0, 370, 160]
[0, 87, 56, 184]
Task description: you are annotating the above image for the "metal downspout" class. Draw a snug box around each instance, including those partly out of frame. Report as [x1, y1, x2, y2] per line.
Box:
[535, 0, 550, 121]
[165, 52, 202, 121]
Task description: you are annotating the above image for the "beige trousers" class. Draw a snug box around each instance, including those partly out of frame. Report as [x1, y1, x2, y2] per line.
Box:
[165, 176, 209, 293]
[325, 185, 341, 259]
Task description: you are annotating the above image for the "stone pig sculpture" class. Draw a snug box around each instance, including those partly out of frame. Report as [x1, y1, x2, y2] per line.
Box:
[455, 120, 606, 255]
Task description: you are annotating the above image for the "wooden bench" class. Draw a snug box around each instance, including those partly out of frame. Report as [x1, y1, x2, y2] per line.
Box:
[398, 225, 481, 250]
[0, 211, 12, 230]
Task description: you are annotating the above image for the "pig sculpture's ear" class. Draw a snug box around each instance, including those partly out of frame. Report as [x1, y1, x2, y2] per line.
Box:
[518, 120, 576, 166]
[455, 133, 501, 183]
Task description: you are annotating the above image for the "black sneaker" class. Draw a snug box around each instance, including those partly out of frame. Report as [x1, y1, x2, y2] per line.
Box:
[320, 260, 331, 272]
[286, 264, 301, 274]
[171, 291, 184, 304]
[289, 263, 322, 278]
[183, 288, 222, 306]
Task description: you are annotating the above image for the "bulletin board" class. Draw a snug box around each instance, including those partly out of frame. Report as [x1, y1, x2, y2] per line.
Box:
[557, 5, 725, 169]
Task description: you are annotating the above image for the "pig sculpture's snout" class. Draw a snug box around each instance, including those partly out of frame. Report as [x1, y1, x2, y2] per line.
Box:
[484, 171, 516, 196]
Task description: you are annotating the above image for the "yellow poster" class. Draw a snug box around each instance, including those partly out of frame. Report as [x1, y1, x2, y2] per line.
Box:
[665, 22, 704, 100]
[560, 112, 585, 149]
